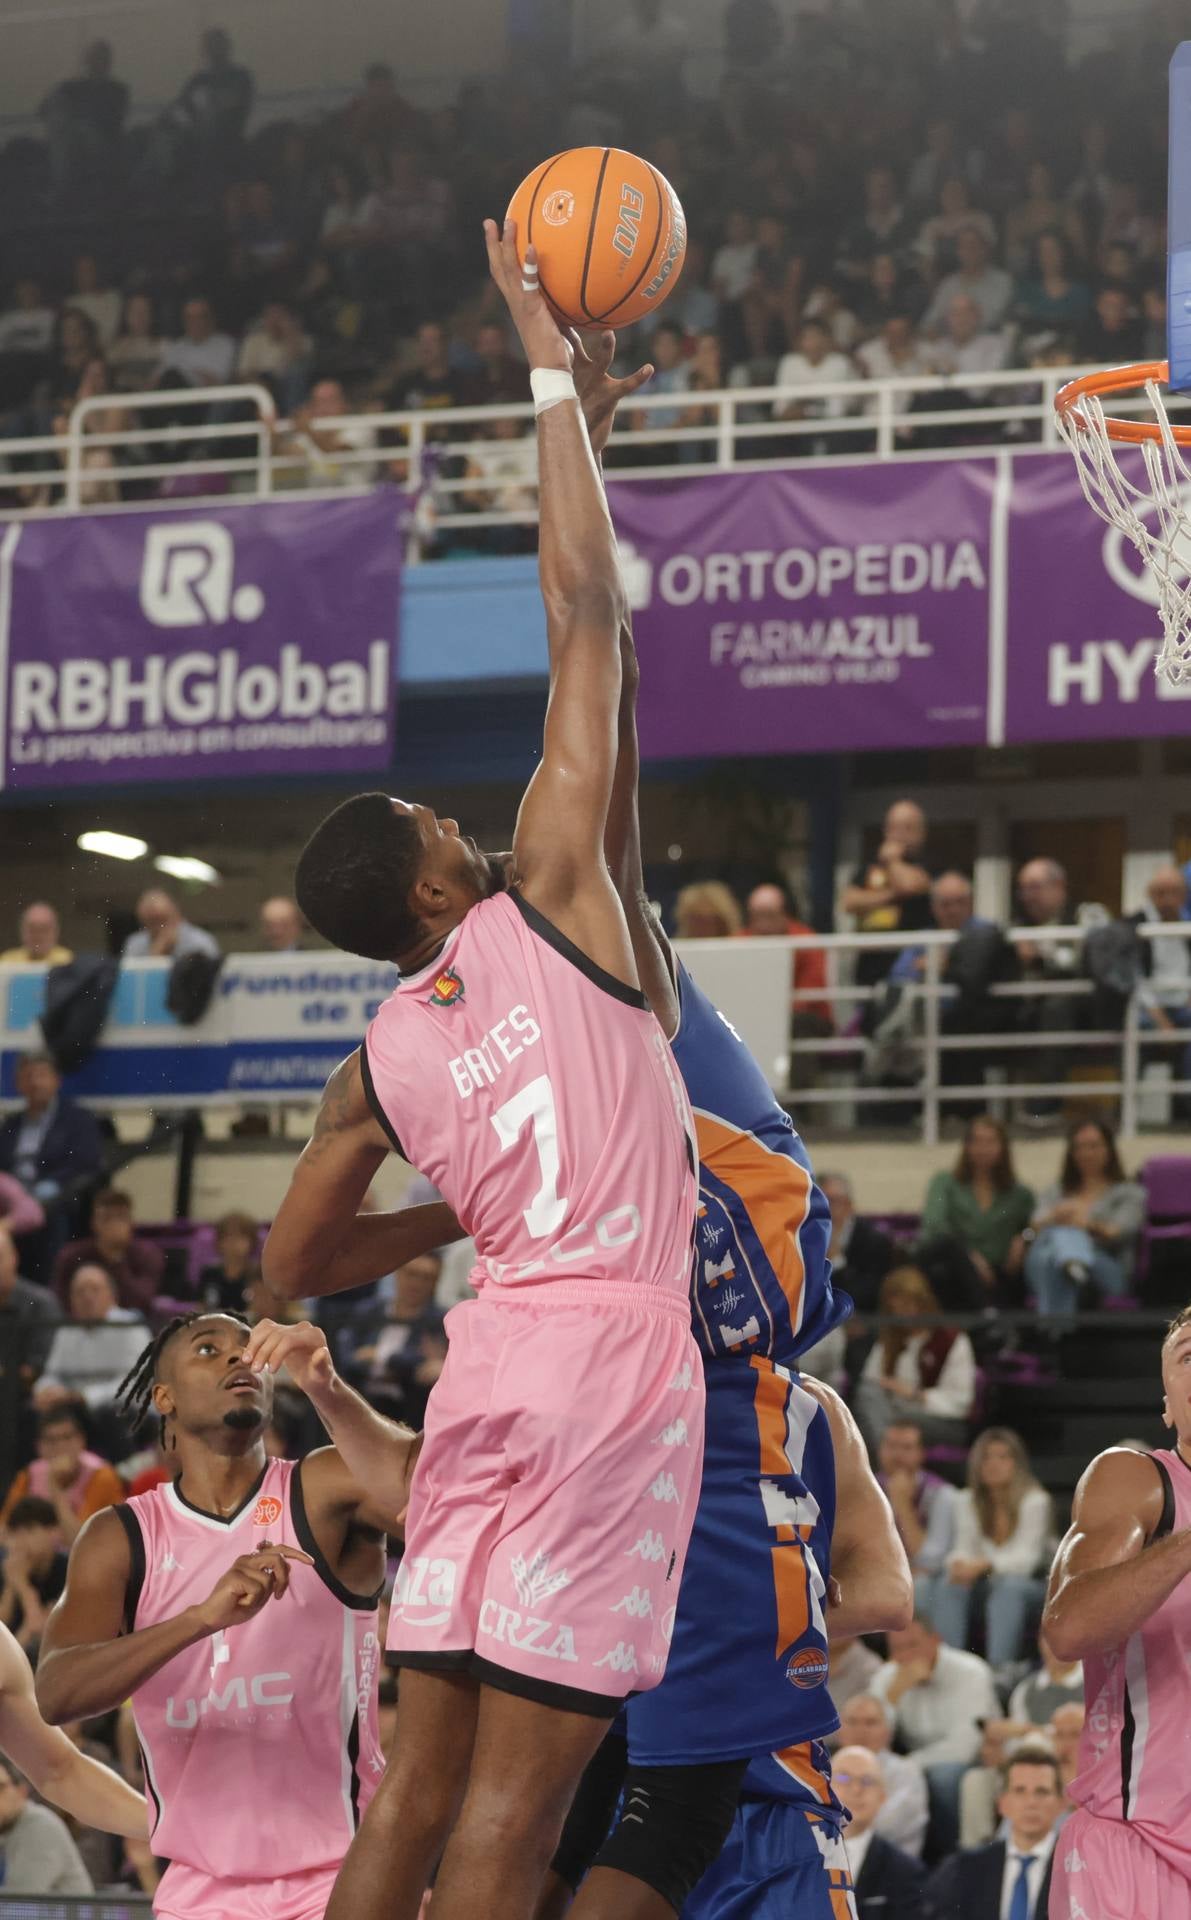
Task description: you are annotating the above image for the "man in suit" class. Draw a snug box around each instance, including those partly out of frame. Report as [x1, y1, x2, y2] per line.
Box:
[835, 1742, 926, 1918]
[924, 1744, 1063, 1920]
[0, 1054, 106, 1284]
[819, 1171, 896, 1312]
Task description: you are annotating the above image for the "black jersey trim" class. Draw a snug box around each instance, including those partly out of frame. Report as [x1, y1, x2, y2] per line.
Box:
[292, 1456, 385, 1611]
[388, 1647, 477, 1674]
[113, 1502, 145, 1632]
[1150, 1454, 1177, 1541]
[471, 1654, 622, 1719]
[1120, 1679, 1137, 1819]
[172, 1461, 268, 1527]
[347, 1705, 362, 1828]
[510, 890, 648, 1010]
[359, 1038, 409, 1162]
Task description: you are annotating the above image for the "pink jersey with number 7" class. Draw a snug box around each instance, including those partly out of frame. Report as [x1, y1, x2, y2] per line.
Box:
[361, 889, 696, 1300]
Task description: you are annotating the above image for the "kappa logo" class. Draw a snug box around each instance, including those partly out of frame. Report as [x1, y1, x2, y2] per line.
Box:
[648, 1471, 680, 1504]
[159, 1551, 183, 1573]
[668, 1361, 695, 1392]
[660, 1602, 676, 1644]
[651, 1418, 690, 1448]
[252, 1496, 283, 1528]
[511, 1549, 571, 1610]
[595, 1641, 639, 1674]
[786, 1647, 830, 1690]
[140, 521, 265, 628]
[428, 966, 465, 1009]
[541, 188, 575, 227]
[626, 1528, 668, 1563]
[612, 1586, 654, 1619]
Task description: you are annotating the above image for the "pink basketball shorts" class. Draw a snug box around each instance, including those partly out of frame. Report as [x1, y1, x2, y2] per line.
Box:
[388, 1283, 705, 1713]
[155, 1860, 338, 1920]
[1049, 1809, 1191, 1919]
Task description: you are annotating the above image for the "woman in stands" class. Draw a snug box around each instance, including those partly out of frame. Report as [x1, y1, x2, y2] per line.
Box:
[852, 1265, 977, 1455]
[673, 881, 743, 939]
[931, 1427, 1054, 1670]
[1023, 1116, 1144, 1315]
[919, 1115, 1034, 1304]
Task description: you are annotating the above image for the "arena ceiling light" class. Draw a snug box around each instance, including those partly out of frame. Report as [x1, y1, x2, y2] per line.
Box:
[77, 830, 149, 861]
[154, 855, 222, 886]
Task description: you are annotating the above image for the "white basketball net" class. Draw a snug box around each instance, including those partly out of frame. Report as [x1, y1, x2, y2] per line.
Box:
[1056, 377, 1191, 685]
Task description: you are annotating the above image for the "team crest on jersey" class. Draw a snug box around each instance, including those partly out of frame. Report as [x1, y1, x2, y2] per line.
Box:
[786, 1647, 829, 1689]
[428, 966, 465, 1009]
[252, 1495, 283, 1527]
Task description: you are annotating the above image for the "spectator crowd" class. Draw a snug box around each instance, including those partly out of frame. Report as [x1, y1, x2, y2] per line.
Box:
[0, 0, 1177, 515]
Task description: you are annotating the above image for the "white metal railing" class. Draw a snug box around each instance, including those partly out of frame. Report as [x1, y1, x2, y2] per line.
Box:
[689, 919, 1191, 1145]
[0, 924, 1184, 1140]
[0, 364, 1183, 551]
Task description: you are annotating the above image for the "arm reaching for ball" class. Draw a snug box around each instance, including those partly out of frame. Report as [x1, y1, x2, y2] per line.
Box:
[245, 1319, 421, 1530]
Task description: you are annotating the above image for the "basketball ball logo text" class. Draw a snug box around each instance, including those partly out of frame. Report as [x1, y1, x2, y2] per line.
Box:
[613, 184, 646, 261]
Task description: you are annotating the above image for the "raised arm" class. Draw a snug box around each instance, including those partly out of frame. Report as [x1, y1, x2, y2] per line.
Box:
[482, 219, 640, 985]
[802, 1376, 913, 1640]
[1043, 1447, 1185, 1663]
[243, 1319, 420, 1529]
[0, 1624, 145, 1840]
[572, 333, 679, 1035]
[36, 1508, 310, 1726]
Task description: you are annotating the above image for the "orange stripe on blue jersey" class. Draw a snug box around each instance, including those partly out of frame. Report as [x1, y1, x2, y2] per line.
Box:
[671, 962, 848, 1367]
[773, 1740, 834, 1807]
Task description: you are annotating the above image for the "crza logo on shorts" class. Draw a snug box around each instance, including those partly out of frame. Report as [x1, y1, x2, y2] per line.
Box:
[478, 1598, 578, 1664]
[165, 1671, 294, 1728]
[140, 521, 266, 629]
[392, 1555, 458, 1627]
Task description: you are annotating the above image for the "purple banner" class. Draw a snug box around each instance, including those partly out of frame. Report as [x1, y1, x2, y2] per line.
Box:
[1004, 451, 1191, 742]
[609, 464, 996, 759]
[611, 455, 1191, 758]
[1, 493, 401, 789]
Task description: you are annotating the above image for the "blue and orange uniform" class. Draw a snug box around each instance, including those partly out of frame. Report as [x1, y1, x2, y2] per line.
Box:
[628, 963, 855, 1917]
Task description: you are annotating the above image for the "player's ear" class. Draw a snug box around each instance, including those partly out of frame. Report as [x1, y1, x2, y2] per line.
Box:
[1162, 1391, 1174, 1428]
[412, 870, 448, 917]
[152, 1381, 175, 1424]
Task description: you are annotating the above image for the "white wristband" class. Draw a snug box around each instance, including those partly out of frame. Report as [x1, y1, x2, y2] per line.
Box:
[531, 367, 578, 416]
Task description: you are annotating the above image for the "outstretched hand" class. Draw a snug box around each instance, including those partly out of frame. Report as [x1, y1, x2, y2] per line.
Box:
[245, 1318, 334, 1397]
[568, 328, 653, 459]
[483, 218, 571, 373]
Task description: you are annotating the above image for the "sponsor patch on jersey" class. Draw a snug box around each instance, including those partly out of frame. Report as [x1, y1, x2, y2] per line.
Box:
[428, 966, 465, 1009]
[253, 1495, 283, 1527]
[786, 1647, 829, 1690]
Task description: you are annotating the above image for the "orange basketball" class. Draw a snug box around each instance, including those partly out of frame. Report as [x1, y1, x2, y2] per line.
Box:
[506, 147, 687, 331]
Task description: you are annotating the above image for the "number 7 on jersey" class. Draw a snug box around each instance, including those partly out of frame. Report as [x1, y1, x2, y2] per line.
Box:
[491, 1074, 569, 1240]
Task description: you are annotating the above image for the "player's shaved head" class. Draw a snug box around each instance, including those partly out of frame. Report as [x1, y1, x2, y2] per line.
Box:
[297, 792, 425, 960]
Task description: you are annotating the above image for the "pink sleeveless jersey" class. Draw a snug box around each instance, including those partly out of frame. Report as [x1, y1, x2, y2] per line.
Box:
[119, 1459, 383, 1901]
[362, 890, 697, 1299]
[1068, 1447, 1191, 1878]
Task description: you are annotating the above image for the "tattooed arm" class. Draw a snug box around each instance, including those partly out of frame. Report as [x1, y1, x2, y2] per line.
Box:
[262, 1052, 463, 1300]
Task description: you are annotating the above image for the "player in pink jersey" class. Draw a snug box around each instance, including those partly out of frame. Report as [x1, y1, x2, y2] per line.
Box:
[35, 1310, 417, 1920]
[260, 225, 702, 1920]
[1043, 1303, 1191, 1918]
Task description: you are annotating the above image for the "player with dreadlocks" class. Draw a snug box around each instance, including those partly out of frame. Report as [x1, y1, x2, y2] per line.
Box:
[36, 1309, 417, 1920]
